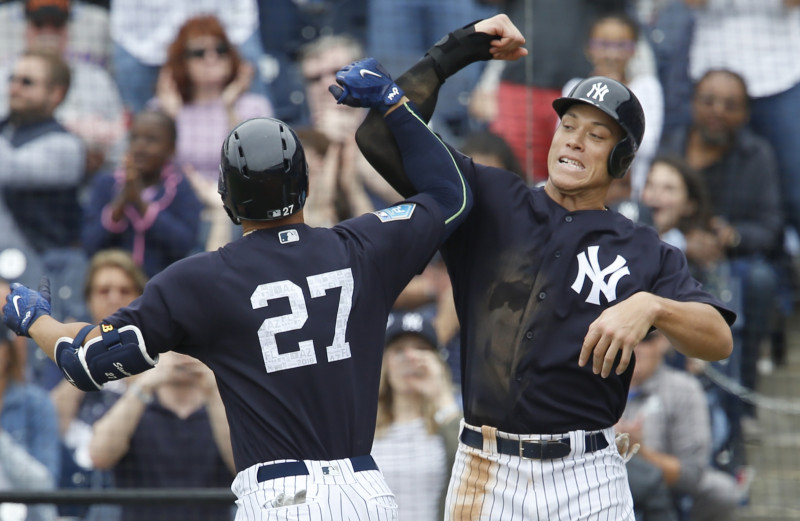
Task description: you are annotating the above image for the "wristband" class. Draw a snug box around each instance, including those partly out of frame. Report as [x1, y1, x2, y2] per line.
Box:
[425, 21, 500, 83]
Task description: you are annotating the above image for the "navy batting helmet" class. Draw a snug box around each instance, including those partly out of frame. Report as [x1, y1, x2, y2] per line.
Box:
[552, 77, 645, 179]
[218, 118, 308, 224]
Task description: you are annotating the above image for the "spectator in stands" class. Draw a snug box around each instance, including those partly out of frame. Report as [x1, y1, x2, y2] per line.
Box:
[49, 249, 146, 520]
[563, 12, 663, 199]
[658, 69, 782, 429]
[468, 0, 627, 182]
[109, 0, 268, 115]
[0, 321, 60, 521]
[459, 129, 525, 180]
[298, 34, 399, 210]
[81, 109, 203, 278]
[151, 14, 273, 183]
[371, 312, 461, 521]
[0, 0, 126, 179]
[641, 154, 745, 470]
[89, 350, 234, 521]
[617, 330, 748, 521]
[0, 48, 87, 322]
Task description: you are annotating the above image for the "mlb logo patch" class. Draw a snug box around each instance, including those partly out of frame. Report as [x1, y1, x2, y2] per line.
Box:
[279, 229, 299, 244]
[321, 465, 340, 476]
[373, 203, 416, 223]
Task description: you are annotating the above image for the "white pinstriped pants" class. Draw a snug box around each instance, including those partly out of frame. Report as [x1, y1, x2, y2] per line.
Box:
[444, 421, 634, 521]
[232, 457, 398, 521]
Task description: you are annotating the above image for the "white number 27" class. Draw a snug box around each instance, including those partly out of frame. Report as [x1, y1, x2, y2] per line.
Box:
[250, 268, 353, 373]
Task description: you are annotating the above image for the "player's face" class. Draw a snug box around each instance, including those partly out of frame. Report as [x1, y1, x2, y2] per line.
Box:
[546, 104, 622, 208]
[87, 266, 142, 323]
[128, 113, 175, 177]
[641, 162, 693, 235]
[8, 57, 57, 118]
[184, 35, 233, 90]
[692, 72, 748, 147]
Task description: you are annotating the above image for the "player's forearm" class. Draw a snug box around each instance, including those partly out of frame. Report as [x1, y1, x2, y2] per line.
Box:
[648, 296, 733, 361]
[29, 316, 97, 362]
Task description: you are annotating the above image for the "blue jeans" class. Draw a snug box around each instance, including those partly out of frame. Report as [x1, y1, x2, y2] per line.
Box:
[749, 81, 800, 234]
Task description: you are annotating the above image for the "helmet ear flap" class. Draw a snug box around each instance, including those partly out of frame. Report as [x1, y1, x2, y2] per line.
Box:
[608, 137, 635, 179]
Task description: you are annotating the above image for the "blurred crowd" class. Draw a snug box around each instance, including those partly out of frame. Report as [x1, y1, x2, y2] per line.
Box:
[0, 0, 797, 519]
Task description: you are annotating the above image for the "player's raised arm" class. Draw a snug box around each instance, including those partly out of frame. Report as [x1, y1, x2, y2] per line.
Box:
[353, 14, 526, 197]
[330, 58, 473, 236]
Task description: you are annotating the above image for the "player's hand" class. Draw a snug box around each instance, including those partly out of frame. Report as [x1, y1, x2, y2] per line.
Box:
[2, 277, 52, 337]
[579, 292, 656, 378]
[328, 58, 405, 112]
[474, 14, 528, 61]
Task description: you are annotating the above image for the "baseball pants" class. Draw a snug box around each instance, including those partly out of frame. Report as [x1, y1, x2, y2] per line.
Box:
[232, 455, 397, 521]
[444, 421, 634, 521]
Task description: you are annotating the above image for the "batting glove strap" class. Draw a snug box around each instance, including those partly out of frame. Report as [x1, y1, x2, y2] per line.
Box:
[3, 282, 52, 337]
[330, 58, 405, 113]
[425, 21, 500, 83]
[55, 323, 158, 392]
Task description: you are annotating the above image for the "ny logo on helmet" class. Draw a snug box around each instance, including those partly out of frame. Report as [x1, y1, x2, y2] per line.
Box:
[586, 82, 610, 102]
[571, 246, 629, 305]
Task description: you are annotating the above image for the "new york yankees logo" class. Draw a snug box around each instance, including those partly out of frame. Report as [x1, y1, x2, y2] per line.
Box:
[586, 82, 610, 102]
[571, 246, 629, 305]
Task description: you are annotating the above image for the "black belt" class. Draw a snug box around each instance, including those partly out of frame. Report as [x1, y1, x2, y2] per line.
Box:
[459, 427, 608, 460]
[256, 455, 379, 483]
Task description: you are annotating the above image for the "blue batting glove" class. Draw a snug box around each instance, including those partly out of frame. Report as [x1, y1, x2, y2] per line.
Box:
[328, 58, 405, 113]
[3, 277, 52, 337]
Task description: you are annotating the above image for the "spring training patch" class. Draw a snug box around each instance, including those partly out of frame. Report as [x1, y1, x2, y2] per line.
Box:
[372, 203, 416, 223]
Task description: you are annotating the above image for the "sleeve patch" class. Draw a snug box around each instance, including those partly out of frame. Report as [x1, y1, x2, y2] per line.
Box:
[372, 203, 416, 222]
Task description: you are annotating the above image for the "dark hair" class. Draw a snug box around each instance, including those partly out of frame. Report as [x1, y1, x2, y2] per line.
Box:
[649, 154, 712, 232]
[133, 108, 178, 145]
[460, 130, 525, 179]
[163, 15, 243, 103]
[589, 12, 640, 42]
[693, 68, 750, 107]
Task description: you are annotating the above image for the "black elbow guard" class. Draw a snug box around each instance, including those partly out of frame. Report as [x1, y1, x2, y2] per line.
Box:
[425, 21, 500, 83]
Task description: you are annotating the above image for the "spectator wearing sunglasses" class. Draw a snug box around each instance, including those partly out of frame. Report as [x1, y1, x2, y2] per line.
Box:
[0, 0, 126, 183]
[148, 15, 273, 251]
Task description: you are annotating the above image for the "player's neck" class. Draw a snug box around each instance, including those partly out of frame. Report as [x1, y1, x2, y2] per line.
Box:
[241, 211, 305, 236]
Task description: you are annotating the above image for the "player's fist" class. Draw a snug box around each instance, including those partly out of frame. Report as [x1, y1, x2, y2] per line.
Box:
[3, 277, 52, 337]
[328, 58, 405, 113]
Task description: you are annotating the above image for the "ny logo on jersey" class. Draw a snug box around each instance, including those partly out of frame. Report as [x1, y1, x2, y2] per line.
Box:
[586, 82, 610, 102]
[571, 246, 630, 305]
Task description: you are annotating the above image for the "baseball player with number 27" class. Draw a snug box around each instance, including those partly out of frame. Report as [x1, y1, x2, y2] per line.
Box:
[3, 59, 474, 519]
[350, 14, 737, 521]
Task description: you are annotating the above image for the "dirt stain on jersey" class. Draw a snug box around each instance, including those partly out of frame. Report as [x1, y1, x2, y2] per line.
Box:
[450, 453, 497, 521]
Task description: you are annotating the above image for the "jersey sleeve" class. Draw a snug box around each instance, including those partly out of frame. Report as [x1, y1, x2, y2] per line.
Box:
[651, 242, 737, 326]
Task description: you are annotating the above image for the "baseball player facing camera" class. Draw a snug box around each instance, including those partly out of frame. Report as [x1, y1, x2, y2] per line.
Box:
[354, 14, 737, 521]
[4, 60, 473, 520]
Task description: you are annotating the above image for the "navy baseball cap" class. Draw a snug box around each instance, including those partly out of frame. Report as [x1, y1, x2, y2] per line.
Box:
[385, 311, 438, 350]
[25, 0, 70, 25]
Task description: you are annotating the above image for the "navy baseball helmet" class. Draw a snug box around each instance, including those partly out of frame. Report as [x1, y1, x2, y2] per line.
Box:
[218, 118, 308, 224]
[552, 76, 645, 179]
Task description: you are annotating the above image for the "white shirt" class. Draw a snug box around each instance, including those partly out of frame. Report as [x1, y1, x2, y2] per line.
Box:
[371, 419, 447, 521]
[109, 0, 259, 65]
[689, 0, 800, 97]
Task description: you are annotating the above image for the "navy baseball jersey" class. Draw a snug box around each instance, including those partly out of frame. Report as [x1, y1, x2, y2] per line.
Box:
[105, 196, 443, 471]
[441, 155, 736, 435]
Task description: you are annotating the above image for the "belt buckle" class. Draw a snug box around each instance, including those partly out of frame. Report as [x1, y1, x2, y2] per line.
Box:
[520, 439, 570, 460]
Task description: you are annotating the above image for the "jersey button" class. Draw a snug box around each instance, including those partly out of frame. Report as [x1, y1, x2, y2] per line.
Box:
[554, 251, 561, 258]
[538, 291, 546, 300]
[515, 375, 523, 382]
[564, 216, 573, 223]
[525, 330, 533, 339]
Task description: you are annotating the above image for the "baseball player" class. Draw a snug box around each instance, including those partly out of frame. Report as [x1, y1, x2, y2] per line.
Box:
[3, 60, 471, 521]
[347, 14, 737, 521]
